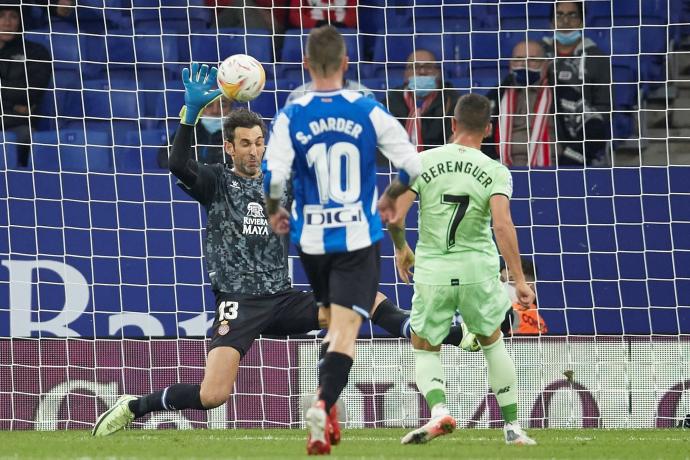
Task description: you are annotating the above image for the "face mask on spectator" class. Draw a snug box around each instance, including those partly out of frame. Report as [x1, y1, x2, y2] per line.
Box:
[201, 117, 222, 134]
[408, 75, 437, 97]
[512, 67, 542, 86]
[555, 30, 582, 45]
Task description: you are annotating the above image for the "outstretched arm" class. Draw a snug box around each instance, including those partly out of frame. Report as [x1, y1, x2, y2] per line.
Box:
[386, 190, 417, 284]
[490, 195, 534, 307]
[169, 63, 223, 205]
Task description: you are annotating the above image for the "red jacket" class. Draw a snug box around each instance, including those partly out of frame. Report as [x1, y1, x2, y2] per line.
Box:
[288, 0, 357, 29]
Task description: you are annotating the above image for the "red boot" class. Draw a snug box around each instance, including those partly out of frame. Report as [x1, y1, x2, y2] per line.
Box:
[328, 404, 341, 445]
[306, 400, 331, 455]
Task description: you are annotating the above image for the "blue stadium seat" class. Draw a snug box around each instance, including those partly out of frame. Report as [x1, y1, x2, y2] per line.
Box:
[614, 82, 638, 109]
[115, 129, 168, 172]
[470, 32, 499, 60]
[441, 5, 471, 32]
[144, 89, 185, 119]
[585, 29, 611, 54]
[413, 6, 444, 31]
[499, 3, 527, 31]
[32, 130, 112, 172]
[526, 2, 551, 30]
[84, 78, 142, 121]
[56, 89, 84, 117]
[612, 27, 638, 55]
[82, 86, 112, 119]
[612, 113, 634, 140]
[469, 61, 501, 90]
[416, 34, 455, 61]
[106, 66, 139, 90]
[217, 28, 273, 64]
[471, 4, 498, 31]
[641, 0, 668, 24]
[247, 81, 277, 118]
[134, 36, 180, 66]
[586, 1, 612, 27]
[640, 26, 668, 84]
[23, 32, 50, 52]
[612, 0, 640, 26]
[281, 29, 359, 64]
[50, 33, 81, 68]
[372, 32, 413, 65]
[53, 68, 83, 89]
[0, 130, 18, 170]
[189, 33, 220, 64]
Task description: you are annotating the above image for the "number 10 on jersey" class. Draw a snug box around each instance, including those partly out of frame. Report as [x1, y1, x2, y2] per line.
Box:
[306, 142, 361, 204]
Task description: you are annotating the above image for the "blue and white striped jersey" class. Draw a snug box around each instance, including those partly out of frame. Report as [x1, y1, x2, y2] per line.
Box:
[264, 90, 421, 255]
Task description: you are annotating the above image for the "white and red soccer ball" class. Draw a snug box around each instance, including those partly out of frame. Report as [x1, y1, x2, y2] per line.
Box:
[217, 54, 266, 103]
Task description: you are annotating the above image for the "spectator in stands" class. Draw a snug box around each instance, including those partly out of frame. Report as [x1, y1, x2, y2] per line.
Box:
[385, 49, 459, 152]
[206, 0, 286, 34]
[158, 97, 230, 168]
[285, 78, 373, 105]
[500, 258, 548, 335]
[483, 40, 555, 167]
[0, 3, 51, 167]
[287, 0, 357, 30]
[51, 0, 74, 20]
[543, 0, 611, 167]
[48, 0, 107, 33]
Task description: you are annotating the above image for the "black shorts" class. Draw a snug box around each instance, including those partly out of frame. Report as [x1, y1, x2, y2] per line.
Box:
[208, 288, 320, 357]
[298, 243, 380, 319]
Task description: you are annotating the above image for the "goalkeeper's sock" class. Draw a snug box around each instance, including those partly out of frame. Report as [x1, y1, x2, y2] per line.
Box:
[317, 341, 329, 386]
[414, 349, 446, 411]
[442, 325, 464, 346]
[371, 298, 411, 338]
[481, 334, 518, 423]
[317, 352, 353, 412]
[128, 384, 205, 418]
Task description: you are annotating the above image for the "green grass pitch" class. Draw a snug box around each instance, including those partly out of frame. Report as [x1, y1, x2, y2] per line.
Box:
[1, 429, 688, 459]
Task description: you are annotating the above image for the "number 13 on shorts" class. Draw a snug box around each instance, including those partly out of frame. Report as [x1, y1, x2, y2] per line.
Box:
[218, 301, 239, 320]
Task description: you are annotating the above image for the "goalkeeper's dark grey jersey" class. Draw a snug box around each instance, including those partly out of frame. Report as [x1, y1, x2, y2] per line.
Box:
[168, 124, 291, 296]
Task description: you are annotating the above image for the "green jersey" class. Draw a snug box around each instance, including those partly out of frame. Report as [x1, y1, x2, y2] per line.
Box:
[410, 144, 513, 285]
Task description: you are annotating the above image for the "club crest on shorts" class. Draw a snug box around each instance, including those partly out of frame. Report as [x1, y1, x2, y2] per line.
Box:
[218, 321, 230, 336]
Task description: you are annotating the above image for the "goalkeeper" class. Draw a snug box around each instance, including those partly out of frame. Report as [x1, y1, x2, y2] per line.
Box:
[92, 63, 473, 437]
[382, 93, 537, 446]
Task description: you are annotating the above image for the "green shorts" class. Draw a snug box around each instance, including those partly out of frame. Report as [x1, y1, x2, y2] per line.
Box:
[410, 276, 511, 345]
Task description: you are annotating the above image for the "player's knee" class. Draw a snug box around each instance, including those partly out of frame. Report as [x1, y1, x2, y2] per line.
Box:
[370, 292, 387, 314]
[199, 385, 230, 409]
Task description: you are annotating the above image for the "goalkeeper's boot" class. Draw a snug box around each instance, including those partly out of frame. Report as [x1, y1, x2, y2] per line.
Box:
[306, 400, 331, 455]
[401, 412, 456, 444]
[327, 404, 341, 445]
[460, 322, 480, 352]
[503, 422, 537, 446]
[91, 395, 136, 437]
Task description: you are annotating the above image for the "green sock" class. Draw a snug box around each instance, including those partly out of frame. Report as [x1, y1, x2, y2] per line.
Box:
[481, 334, 518, 423]
[414, 349, 446, 410]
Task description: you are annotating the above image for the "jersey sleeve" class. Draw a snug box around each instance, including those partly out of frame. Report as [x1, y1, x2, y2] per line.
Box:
[263, 111, 296, 200]
[409, 157, 425, 194]
[490, 164, 513, 199]
[369, 104, 422, 184]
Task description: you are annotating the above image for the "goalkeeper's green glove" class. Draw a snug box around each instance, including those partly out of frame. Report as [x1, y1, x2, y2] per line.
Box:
[179, 62, 223, 126]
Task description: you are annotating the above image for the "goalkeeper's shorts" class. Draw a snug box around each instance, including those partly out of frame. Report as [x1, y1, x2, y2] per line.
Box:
[411, 276, 511, 345]
[208, 288, 320, 357]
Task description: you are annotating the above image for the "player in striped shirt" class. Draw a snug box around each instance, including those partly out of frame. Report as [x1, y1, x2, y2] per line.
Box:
[263, 26, 422, 455]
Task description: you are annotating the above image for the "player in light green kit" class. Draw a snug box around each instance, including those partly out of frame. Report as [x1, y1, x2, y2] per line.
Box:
[379, 93, 537, 446]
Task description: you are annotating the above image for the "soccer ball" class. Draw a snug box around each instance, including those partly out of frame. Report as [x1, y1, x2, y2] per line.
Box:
[217, 54, 266, 103]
